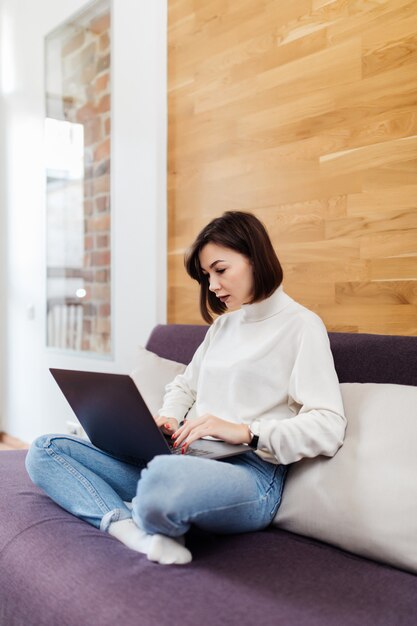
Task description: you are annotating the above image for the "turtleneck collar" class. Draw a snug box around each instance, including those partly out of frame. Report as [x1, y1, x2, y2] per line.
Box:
[240, 285, 293, 323]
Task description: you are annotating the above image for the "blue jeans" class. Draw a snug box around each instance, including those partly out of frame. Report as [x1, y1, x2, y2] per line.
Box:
[25, 434, 287, 536]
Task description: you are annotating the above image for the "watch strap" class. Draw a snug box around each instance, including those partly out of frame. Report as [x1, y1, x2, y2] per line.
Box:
[248, 423, 260, 450]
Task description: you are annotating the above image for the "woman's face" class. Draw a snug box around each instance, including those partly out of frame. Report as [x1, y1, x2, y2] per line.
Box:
[199, 243, 254, 310]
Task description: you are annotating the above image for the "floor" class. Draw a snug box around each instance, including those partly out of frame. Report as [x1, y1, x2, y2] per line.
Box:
[0, 434, 29, 451]
[0, 442, 20, 450]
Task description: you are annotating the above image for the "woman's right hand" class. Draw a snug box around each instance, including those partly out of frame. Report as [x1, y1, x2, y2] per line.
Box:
[154, 416, 179, 436]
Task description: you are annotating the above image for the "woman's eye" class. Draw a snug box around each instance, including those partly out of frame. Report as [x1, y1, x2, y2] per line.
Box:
[216, 269, 225, 274]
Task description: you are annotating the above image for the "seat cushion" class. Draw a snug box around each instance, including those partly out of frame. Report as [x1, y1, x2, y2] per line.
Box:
[1, 451, 416, 626]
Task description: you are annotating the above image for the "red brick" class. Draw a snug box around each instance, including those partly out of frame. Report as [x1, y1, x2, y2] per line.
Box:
[90, 12, 110, 35]
[90, 284, 110, 300]
[93, 174, 110, 195]
[94, 138, 110, 161]
[76, 103, 97, 123]
[91, 250, 110, 266]
[94, 72, 109, 94]
[95, 160, 110, 177]
[96, 234, 109, 248]
[95, 269, 110, 283]
[85, 235, 94, 250]
[104, 117, 111, 135]
[97, 94, 110, 114]
[99, 303, 111, 317]
[99, 33, 110, 51]
[81, 286, 91, 302]
[95, 196, 110, 213]
[87, 214, 110, 232]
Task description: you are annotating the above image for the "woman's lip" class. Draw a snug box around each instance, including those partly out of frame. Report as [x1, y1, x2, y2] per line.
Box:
[219, 295, 230, 303]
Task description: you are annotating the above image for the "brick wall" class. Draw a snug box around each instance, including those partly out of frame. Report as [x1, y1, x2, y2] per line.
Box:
[61, 10, 111, 353]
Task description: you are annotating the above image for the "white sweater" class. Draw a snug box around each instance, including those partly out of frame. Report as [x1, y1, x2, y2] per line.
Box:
[158, 287, 346, 465]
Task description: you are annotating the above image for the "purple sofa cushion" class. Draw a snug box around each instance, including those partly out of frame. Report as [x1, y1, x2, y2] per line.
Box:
[146, 325, 417, 386]
[146, 324, 209, 365]
[0, 451, 416, 626]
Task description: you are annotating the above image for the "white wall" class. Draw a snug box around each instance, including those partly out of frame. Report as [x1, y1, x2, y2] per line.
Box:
[0, 0, 167, 442]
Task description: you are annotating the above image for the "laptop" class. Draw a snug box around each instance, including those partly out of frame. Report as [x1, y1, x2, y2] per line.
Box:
[50, 368, 251, 465]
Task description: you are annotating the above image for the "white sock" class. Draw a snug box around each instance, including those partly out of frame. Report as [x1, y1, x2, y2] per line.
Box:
[147, 534, 192, 565]
[108, 518, 151, 554]
[108, 519, 192, 565]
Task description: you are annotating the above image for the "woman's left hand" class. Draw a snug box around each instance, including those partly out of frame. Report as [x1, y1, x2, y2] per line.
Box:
[172, 414, 251, 454]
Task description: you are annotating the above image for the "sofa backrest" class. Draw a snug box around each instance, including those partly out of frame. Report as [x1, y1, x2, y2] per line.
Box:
[146, 324, 417, 387]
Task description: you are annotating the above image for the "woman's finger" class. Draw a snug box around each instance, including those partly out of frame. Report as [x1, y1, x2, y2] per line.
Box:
[155, 416, 178, 434]
[179, 429, 203, 454]
[180, 423, 213, 453]
[172, 418, 207, 447]
[171, 422, 193, 446]
[174, 422, 213, 452]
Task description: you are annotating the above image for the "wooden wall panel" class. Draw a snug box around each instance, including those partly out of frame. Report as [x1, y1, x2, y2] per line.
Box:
[168, 0, 417, 334]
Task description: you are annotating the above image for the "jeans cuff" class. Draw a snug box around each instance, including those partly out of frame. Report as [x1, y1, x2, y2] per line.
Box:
[100, 508, 131, 532]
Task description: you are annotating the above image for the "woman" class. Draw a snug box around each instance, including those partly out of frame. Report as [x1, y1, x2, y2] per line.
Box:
[26, 211, 346, 565]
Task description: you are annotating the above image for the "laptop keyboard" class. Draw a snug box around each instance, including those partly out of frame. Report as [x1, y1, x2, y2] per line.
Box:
[163, 434, 213, 457]
[170, 446, 212, 457]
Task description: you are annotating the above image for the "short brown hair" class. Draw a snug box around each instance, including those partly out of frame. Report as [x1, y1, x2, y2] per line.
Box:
[185, 211, 283, 324]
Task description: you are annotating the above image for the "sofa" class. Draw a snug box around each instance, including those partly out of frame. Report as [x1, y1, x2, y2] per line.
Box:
[0, 324, 416, 626]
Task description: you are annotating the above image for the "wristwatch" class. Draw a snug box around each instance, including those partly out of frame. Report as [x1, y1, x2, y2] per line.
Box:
[248, 422, 260, 450]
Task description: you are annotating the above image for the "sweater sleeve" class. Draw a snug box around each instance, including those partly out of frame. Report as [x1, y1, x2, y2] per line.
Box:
[257, 317, 347, 465]
[157, 323, 216, 423]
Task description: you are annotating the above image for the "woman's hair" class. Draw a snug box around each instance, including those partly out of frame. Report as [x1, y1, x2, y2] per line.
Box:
[185, 211, 283, 324]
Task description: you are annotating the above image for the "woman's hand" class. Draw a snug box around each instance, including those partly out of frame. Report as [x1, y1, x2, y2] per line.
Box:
[171, 414, 251, 454]
[154, 416, 179, 436]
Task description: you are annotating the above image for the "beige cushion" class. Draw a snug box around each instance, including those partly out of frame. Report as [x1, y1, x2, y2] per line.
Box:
[274, 382, 417, 574]
[130, 346, 186, 416]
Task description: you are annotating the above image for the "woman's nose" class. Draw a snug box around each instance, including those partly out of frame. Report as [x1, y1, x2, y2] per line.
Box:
[209, 276, 220, 292]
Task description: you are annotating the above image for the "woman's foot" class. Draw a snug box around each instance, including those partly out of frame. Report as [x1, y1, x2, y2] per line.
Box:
[147, 534, 192, 565]
[108, 518, 151, 554]
[108, 519, 192, 565]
